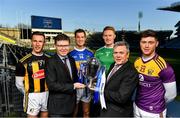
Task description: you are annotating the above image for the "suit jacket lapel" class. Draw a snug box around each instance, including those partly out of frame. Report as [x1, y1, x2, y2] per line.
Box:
[55, 54, 64, 65]
[107, 62, 115, 77]
[55, 54, 72, 81]
[106, 61, 129, 84]
[68, 55, 74, 71]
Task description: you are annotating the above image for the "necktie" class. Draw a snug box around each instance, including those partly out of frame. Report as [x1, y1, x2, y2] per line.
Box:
[63, 57, 68, 66]
[107, 64, 120, 82]
[63, 57, 71, 78]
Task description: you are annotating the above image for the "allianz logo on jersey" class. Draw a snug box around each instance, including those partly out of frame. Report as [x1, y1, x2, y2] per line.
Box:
[139, 74, 144, 81]
[32, 69, 45, 79]
[139, 74, 151, 87]
[79, 54, 84, 59]
[105, 52, 110, 56]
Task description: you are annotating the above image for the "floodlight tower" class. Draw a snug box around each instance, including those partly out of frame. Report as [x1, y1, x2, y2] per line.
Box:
[121, 28, 125, 41]
[138, 11, 143, 32]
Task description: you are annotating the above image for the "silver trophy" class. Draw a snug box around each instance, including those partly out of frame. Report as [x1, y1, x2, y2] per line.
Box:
[85, 57, 100, 89]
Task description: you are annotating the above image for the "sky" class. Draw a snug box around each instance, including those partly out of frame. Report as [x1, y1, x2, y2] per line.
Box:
[0, 0, 180, 33]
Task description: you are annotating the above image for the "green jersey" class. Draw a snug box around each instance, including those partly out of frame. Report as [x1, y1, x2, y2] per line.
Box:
[95, 47, 114, 73]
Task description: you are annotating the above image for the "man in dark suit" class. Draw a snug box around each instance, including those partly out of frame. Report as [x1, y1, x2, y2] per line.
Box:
[45, 33, 85, 117]
[100, 41, 139, 117]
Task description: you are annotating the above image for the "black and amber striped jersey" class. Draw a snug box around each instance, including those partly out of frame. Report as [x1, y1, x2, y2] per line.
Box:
[16, 53, 50, 93]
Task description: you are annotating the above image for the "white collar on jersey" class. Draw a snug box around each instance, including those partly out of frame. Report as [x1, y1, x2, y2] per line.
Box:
[142, 54, 155, 62]
[32, 52, 44, 56]
[74, 46, 86, 51]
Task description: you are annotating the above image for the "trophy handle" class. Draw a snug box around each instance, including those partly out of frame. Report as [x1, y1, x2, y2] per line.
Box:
[88, 76, 95, 90]
[89, 79, 93, 88]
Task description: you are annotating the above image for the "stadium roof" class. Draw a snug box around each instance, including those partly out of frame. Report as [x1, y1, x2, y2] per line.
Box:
[157, 2, 180, 12]
[175, 21, 180, 27]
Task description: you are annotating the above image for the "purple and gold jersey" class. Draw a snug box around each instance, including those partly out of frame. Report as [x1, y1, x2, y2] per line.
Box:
[134, 54, 175, 113]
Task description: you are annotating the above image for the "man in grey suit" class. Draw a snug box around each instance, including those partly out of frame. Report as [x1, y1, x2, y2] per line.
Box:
[100, 41, 139, 117]
[45, 33, 85, 117]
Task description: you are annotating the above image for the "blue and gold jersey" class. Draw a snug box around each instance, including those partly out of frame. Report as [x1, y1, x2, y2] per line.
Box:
[69, 47, 94, 83]
[69, 47, 94, 70]
[134, 54, 176, 113]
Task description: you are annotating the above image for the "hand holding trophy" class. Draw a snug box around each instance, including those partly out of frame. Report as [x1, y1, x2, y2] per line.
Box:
[81, 57, 107, 109]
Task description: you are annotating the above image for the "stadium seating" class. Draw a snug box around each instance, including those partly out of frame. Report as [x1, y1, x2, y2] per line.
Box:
[0, 43, 31, 116]
[163, 37, 180, 49]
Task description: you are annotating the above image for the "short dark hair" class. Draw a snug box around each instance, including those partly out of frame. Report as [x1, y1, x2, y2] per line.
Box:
[103, 26, 116, 34]
[74, 29, 86, 37]
[54, 33, 70, 44]
[140, 29, 158, 40]
[31, 31, 45, 39]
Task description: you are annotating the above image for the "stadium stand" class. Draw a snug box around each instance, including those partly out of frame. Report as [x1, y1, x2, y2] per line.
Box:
[163, 37, 180, 49]
[162, 20, 180, 49]
[157, 1, 180, 12]
[0, 43, 31, 117]
[0, 32, 16, 44]
[87, 30, 173, 50]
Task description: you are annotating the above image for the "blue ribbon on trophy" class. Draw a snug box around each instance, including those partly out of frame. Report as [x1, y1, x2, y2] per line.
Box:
[82, 57, 106, 109]
[79, 63, 88, 97]
[94, 65, 106, 109]
[79, 63, 87, 84]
